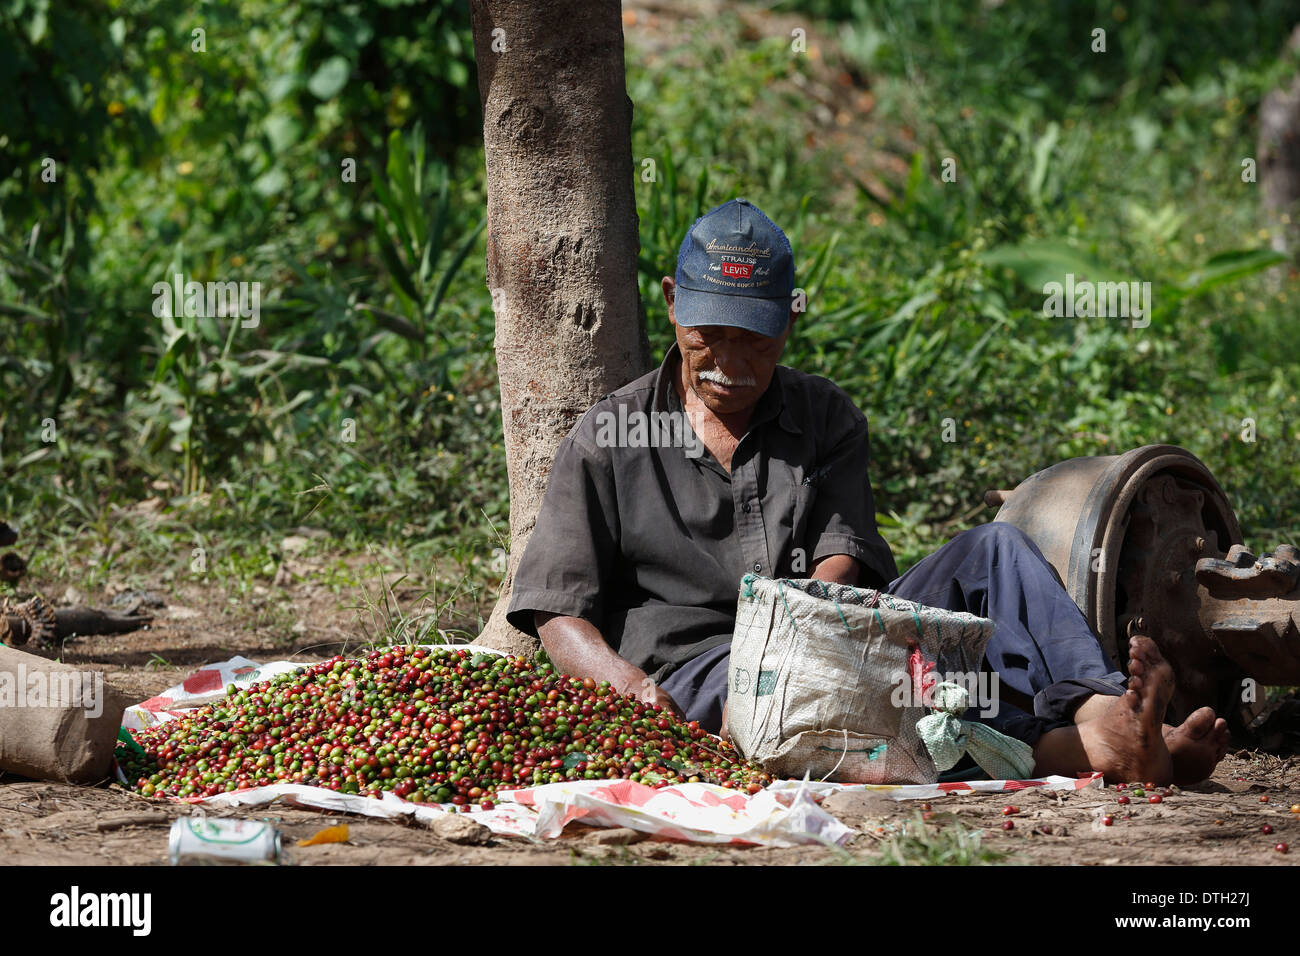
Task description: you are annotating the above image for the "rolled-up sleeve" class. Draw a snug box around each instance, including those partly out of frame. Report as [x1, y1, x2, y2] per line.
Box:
[505, 431, 619, 637]
[805, 410, 899, 590]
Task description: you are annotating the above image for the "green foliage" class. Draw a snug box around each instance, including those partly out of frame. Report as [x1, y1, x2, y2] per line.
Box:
[619, 0, 1300, 577]
[349, 567, 481, 649]
[778, 0, 1300, 111]
[876, 818, 1007, 866]
[0, 0, 159, 226]
[361, 124, 486, 369]
[3, 0, 1300, 615]
[835, 812, 1007, 866]
[0, 0, 502, 603]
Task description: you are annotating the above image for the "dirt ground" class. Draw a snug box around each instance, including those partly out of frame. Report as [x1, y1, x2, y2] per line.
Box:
[2, 561, 1298, 867]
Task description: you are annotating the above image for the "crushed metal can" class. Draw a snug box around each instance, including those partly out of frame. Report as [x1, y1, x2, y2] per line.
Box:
[169, 817, 283, 865]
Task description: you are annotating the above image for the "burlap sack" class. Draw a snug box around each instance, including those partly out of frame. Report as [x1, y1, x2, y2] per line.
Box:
[0, 645, 129, 783]
[727, 575, 995, 784]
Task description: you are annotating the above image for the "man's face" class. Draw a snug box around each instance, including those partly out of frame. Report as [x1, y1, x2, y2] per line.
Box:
[663, 277, 793, 416]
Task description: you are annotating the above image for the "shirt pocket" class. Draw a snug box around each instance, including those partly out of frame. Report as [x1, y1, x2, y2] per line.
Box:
[790, 475, 818, 564]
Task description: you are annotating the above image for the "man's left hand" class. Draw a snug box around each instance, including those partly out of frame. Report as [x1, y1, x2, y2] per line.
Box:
[811, 553, 861, 585]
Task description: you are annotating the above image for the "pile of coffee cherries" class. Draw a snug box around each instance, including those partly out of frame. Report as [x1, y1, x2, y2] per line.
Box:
[118, 646, 771, 808]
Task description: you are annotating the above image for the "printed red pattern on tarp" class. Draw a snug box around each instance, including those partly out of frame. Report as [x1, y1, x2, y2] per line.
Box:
[591, 780, 657, 808]
[182, 669, 223, 695]
[698, 790, 749, 811]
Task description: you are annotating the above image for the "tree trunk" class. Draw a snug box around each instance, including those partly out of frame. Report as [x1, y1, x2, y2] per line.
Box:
[1260, 26, 1300, 258]
[468, 0, 651, 656]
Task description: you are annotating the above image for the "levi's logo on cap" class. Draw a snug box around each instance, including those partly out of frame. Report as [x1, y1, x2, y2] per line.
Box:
[703, 238, 771, 287]
[719, 254, 756, 279]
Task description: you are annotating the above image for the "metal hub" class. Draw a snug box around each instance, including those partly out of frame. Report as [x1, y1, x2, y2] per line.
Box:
[987, 444, 1300, 729]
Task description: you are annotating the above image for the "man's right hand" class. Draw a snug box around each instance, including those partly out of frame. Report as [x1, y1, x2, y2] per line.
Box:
[635, 675, 687, 719]
[535, 611, 686, 719]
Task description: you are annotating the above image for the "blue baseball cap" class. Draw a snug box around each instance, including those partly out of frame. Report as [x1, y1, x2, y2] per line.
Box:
[673, 198, 795, 338]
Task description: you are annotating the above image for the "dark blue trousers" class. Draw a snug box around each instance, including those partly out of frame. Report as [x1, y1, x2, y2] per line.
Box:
[662, 522, 1127, 746]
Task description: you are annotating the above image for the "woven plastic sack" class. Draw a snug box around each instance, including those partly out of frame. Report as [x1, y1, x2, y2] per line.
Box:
[726, 575, 994, 784]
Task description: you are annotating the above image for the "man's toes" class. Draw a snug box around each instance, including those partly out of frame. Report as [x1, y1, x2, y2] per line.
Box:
[1129, 634, 1168, 669]
[1181, 706, 1217, 739]
[1213, 718, 1231, 757]
[1166, 712, 1231, 785]
[1126, 636, 1175, 713]
[1130, 634, 1173, 670]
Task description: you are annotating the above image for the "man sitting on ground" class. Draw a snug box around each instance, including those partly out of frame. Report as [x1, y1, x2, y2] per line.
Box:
[505, 199, 1230, 785]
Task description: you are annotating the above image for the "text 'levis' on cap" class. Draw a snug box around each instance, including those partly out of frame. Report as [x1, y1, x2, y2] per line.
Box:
[673, 198, 795, 338]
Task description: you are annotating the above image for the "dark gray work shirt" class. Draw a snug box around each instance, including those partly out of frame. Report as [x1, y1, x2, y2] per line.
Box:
[505, 342, 898, 684]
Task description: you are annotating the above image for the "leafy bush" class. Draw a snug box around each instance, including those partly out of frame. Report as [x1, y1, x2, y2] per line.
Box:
[629, 0, 1300, 565]
[3, 0, 1299, 602]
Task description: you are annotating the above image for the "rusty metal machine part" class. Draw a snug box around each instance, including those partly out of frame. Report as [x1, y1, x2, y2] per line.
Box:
[0, 595, 58, 647]
[0, 519, 26, 584]
[990, 444, 1300, 728]
[0, 596, 155, 647]
[1112, 470, 1237, 720]
[1196, 544, 1300, 685]
[0, 522, 154, 645]
[0, 551, 26, 583]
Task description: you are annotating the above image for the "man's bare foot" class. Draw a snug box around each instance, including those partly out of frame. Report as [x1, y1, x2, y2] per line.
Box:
[1075, 636, 1175, 784]
[1163, 708, 1230, 785]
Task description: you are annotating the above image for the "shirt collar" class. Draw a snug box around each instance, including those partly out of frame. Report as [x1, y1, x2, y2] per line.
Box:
[655, 341, 801, 435]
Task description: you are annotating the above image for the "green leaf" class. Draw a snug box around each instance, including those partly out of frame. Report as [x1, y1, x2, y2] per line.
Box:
[1126, 202, 1186, 244]
[562, 752, 589, 771]
[0, 300, 53, 321]
[424, 168, 452, 285]
[862, 291, 937, 351]
[899, 151, 926, 214]
[942, 306, 1010, 388]
[1176, 248, 1287, 297]
[428, 217, 485, 323]
[980, 240, 1122, 290]
[375, 217, 420, 305]
[15, 447, 53, 468]
[1028, 121, 1058, 206]
[387, 132, 424, 253]
[28, 7, 47, 44]
[267, 74, 299, 104]
[263, 112, 301, 153]
[801, 231, 840, 300]
[371, 167, 414, 259]
[153, 327, 190, 383]
[380, 133, 422, 261]
[1129, 114, 1161, 155]
[254, 168, 289, 197]
[308, 56, 351, 100]
[447, 60, 469, 87]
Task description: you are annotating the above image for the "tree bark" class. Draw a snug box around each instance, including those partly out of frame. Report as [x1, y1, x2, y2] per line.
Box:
[468, 0, 651, 656]
[1260, 26, 1300, 258]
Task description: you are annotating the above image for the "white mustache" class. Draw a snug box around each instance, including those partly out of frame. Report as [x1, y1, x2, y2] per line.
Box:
[699, 368, 757, 387]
